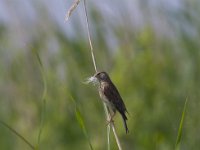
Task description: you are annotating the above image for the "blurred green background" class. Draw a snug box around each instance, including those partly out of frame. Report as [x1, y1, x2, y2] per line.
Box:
[0, 0, 200, 150]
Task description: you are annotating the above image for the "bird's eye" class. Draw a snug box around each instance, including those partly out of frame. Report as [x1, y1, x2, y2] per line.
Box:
[100, 73, 105, 79]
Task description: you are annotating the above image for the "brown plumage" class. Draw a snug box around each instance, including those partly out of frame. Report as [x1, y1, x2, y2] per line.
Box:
[94, 71, 129, 133]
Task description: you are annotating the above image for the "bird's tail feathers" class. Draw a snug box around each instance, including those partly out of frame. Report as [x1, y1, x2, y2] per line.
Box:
[121, 113, 129, 134]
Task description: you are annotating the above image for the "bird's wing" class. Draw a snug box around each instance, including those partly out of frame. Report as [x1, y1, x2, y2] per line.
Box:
[103, 83, 127, 114]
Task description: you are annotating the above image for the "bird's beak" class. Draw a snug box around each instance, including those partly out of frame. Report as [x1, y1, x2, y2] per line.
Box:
[84, 75, 98, 85]
[92, 75, 98, 82]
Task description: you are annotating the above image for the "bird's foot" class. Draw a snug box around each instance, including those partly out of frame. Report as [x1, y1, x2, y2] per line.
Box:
[106, 116, 114, 126]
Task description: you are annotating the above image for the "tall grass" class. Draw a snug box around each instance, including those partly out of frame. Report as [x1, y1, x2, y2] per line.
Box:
[33, 50, 47, 149]
[0, 120, 35, 150]
[65, 87, 93, 150]
[0, 49, 48, 150]
[175, 98, 188, 150]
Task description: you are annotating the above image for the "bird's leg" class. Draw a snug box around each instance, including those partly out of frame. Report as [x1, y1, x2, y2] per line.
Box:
[109, 111, 116, 122]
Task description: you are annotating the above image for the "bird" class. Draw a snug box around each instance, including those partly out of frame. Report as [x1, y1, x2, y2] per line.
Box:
[93, 71, 129, 133]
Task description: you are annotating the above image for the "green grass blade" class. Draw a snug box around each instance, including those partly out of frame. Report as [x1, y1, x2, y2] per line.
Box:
[75, 107, 94, 150]
[36, 98, 46, 150]
[175, 98, 188, 150]
[0, 120, 35, 150]
[32, 50, 47, 149]
[65, 88, 93, 150]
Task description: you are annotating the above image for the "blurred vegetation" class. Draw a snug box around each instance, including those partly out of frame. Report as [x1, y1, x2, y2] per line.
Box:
[0, 0, 200, 150]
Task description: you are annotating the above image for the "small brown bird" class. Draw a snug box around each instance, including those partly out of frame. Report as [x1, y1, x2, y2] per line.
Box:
[93, 71, 129, 133]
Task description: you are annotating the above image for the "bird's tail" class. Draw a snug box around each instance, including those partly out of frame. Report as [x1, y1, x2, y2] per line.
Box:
[121, 113, 129, 134]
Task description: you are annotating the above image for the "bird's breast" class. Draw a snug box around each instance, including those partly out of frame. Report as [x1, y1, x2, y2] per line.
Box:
[98, 82, 116, 112]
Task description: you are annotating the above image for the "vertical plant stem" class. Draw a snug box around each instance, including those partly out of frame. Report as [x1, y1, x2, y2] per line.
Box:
[111, 123, 122, 150]
[103, 104, 111, 150]
[83, 0, 123, 149]
[83, 0, 97, 73]
[107, 125, 111, 150]
[103, 104, 122, 150]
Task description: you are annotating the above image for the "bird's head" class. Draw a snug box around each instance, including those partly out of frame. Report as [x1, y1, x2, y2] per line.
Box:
[84, 71, 111, 85]
[94, 71, 110, 82]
